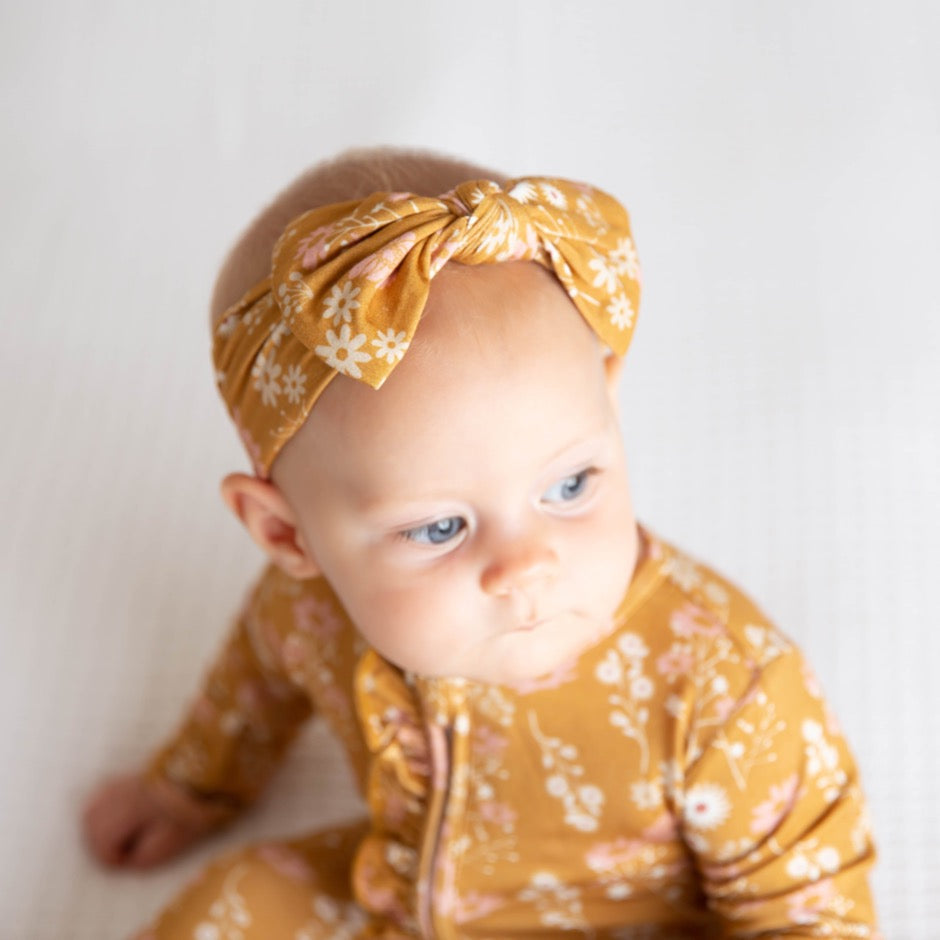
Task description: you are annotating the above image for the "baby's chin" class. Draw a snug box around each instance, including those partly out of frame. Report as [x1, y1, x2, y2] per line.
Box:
[458, 614, 614, 689]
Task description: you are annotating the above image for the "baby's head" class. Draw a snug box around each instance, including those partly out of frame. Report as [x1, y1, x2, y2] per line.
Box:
[212, 148, 642, 685]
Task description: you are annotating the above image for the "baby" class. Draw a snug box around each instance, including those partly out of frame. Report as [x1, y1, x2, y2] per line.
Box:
[84, 148, 879, 938]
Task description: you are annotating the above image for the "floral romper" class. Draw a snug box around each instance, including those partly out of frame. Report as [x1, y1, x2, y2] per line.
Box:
[138, 526, 879, 938]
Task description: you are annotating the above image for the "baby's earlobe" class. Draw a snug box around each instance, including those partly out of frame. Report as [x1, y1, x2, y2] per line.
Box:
[217, 473, 320, 579]
[602, 352, 624, 397]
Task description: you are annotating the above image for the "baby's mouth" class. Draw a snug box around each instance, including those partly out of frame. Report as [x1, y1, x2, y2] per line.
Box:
[513, 619, 544, 633]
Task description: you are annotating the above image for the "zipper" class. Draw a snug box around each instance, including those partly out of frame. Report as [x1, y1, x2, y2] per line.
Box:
[417, 719, 452, 938]
[416, 684, 471, 939]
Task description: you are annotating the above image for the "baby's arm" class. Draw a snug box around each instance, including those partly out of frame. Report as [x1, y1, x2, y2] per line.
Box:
[676, 629, 878, 936]
[83, 564, 314, 868]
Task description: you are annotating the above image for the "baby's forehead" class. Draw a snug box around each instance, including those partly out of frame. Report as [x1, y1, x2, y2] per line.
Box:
[273, 262, 613, 485]
[416, 261, 606, 358]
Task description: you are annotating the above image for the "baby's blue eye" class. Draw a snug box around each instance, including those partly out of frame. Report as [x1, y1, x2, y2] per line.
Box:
[543, 469, 592, 503]
[403, 516, 466, 545]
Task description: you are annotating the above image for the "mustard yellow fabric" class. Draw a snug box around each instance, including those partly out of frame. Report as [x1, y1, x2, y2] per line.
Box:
[211, 178, 641, 477]
[146, 527, 879, 938]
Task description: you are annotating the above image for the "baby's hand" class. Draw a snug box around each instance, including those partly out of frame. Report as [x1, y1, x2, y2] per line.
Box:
[82, 773, 221, 869]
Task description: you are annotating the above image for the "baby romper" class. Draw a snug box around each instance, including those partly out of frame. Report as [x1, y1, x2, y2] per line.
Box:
[141, 526, 879, 938]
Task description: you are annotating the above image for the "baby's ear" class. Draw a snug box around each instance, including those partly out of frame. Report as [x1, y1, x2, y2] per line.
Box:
[219, 473, 321, 579]
[602, 351, 624, 400]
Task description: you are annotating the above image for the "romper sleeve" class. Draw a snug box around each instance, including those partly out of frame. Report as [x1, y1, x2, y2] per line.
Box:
[145, 563, 315, 822]
[673, 620, 879, 937]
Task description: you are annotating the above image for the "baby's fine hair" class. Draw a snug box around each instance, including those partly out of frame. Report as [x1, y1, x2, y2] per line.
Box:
[210, 147, 508, 327]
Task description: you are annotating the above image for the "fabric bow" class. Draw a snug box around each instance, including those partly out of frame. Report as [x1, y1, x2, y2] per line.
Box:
[213, 177, 641, 477]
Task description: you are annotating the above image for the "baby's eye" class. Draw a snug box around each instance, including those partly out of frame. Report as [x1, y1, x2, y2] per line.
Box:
[401, 516, 466, 546]
[543, 469, 595, 504]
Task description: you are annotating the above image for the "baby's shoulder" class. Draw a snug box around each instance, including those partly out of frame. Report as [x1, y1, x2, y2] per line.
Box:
[626, 527, 795, 671]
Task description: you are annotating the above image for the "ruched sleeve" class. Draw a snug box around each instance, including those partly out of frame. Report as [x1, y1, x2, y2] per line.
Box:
[672, 622, 879, 937]
[146, 564, 316, 820]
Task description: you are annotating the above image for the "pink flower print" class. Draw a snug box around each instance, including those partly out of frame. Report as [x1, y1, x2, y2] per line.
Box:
[786, 879, 837, 925]
[297, 223, 341, 267]
[656, 643, 694, 681]
[281, 633, 309, 673]
[292, 595, 342, 638]
[478, 800, 517, 828]
[585, 837, 647, 874]
[348, 232, 417, 284]
[472, 724, 507, 758]
[256, 844, 315, 883]
[669, 607, 699, 638]
[712, 694, 736, 722]
[670, 603, 724, 638]
[750, 773, 800, 836]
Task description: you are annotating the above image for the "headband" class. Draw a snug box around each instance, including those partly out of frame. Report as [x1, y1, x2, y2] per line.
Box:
[213, 177, 641, 477]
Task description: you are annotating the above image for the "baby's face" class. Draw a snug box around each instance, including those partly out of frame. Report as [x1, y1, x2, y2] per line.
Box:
[273, 262, 639, 685]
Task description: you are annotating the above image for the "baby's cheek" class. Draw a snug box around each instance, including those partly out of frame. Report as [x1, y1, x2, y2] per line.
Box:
[354, 585, 455, 674]
[587, 514, 637, 607]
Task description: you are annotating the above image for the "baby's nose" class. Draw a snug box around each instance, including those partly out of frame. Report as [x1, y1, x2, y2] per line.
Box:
[480, 532, 560, 597]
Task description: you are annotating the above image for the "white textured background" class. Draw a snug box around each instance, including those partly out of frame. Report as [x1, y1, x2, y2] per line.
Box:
[1, 2, 937, 937]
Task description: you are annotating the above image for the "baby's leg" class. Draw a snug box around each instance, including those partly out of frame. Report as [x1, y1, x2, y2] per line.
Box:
[134, 820, 370, 940]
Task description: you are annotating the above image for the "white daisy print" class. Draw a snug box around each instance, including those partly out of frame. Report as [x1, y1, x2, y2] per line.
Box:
[321, 281, 361, 326]
[611, 236, 640, 280]
[277, 272, 314, 322]
[588, 256, 618, 294]
[595, 650, 623, 685]
[617, 633, 649, 660]
[269, 320, 290, 347]
[252, 354, 282, 407]
[630, 675, 654, 701]
[539, 182, 567, 209]
[630, 779, 662, 811]
[508, 181, 537, 203]
[607, 294, 635, 330]
[216, 314, 240, 338]
[683, 782, 731, 831]
[371, 328, 409, 364]
[282, 363, 307, 404]
[664, 694, 685, 718]
[315, 325, 372, 379]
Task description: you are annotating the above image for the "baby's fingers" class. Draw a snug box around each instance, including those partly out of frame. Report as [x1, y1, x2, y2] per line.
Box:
[82, 774, 157, 866]
[123, 819, 195, 869]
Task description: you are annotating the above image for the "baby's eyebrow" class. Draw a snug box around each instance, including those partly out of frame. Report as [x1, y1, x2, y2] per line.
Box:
[541, 426, 613, 468]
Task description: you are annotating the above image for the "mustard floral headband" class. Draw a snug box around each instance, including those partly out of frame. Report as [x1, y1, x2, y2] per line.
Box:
[212, 177, 641, 477]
